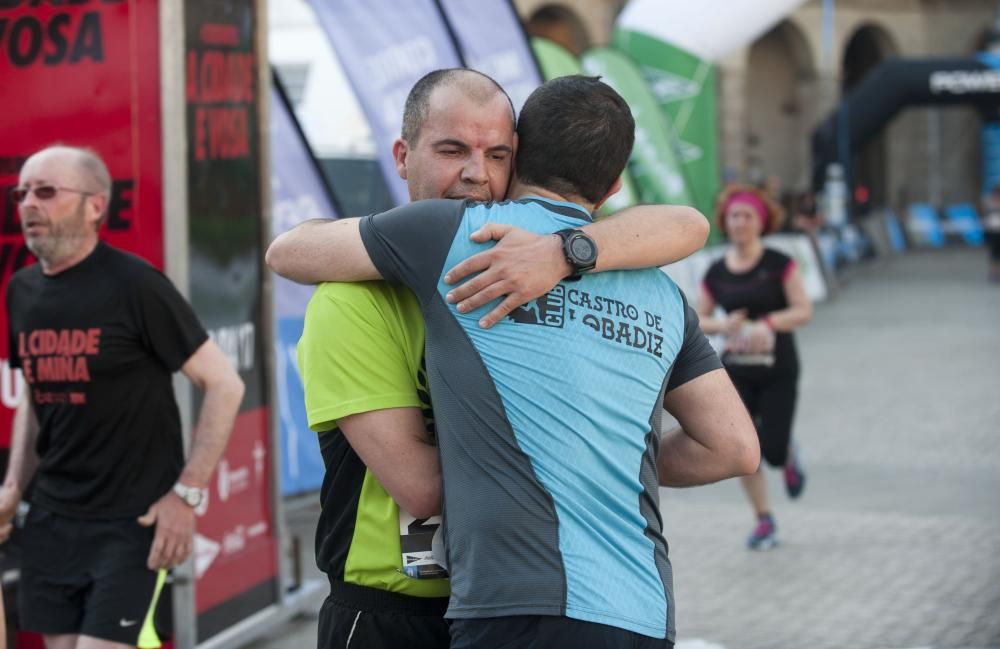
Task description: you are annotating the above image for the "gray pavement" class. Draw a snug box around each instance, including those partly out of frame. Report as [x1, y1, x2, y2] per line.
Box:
[245, 247, 1000, 649]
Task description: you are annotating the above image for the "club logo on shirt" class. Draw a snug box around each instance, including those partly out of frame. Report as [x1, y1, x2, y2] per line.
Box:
[507, 285, 565, 328]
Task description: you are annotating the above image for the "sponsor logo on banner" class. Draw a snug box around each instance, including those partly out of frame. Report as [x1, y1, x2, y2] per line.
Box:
[930, 70, 1000, 95]
[209, 323, 256, 373]
[0, 4, 109, 68]
[216, 458, 251, 503]
[194, 533, 221, 579]
[675, 140, 704, 164]
[641, 65, 700, 104]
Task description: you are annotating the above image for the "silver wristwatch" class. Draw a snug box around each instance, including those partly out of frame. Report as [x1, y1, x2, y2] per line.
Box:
[173, 482, 207, 508]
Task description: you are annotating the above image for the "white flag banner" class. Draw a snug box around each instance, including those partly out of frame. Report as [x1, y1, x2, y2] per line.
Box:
[617, 0, 810, 61]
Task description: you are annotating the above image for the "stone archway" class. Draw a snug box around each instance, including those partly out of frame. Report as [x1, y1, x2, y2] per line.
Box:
[524, 4, 591, 55]
[744, 19, 818, 204]
[842, 23, 898, 210]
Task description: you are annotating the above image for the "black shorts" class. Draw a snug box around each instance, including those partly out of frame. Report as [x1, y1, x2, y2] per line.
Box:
[449, 615, 675, 649]
[18, 506, 167, 647]
[725, 364, 799, 467]
[319, 581, 450, 649]
[987, 231, 1000, 261]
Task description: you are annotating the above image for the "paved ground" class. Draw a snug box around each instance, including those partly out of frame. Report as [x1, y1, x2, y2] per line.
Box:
[245, 247, 1000, 649]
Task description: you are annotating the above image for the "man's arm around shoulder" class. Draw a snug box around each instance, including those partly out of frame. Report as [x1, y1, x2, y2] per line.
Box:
[588, 204, 710, 272]
[443, 204, 710, 327]
[266, 218, 381, 285]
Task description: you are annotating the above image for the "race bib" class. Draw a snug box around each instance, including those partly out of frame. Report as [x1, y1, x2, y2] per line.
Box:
[723, 352, 776, 367]
[398, 511, 448, 579]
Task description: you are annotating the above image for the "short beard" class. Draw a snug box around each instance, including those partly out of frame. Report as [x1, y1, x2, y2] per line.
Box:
[25, 199, 91, 267]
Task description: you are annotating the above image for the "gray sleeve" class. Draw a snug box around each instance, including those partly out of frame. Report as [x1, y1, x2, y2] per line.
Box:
[358, 199, 466, 302]
[666, 296, 724, 392]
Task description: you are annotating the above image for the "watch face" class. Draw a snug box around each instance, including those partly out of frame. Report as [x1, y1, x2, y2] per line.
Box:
[569, 234, 597, 264]
[175, 484, 203, 507]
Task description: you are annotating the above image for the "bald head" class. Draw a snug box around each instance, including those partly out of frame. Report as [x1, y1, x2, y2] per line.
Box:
[401, 69, 514, 145]
[26, 145, 111, 197]
[23, 145, 112, 222]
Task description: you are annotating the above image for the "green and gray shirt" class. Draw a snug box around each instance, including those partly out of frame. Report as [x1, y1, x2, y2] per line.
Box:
[298, 281, 448, 601]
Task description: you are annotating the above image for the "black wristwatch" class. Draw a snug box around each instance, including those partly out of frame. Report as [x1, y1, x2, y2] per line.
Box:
[554, 228, 598, 280]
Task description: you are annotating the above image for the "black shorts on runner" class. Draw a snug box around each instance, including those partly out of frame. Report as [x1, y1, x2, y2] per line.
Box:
[987, 231, 1000, 261]
[18, 505, 167, 647]
[319, 580, 450, 649]
[726, 365, 799, 467]
[449, 615, 676, 649]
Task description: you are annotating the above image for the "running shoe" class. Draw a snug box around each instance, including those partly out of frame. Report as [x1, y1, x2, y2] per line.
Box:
[747, 514, 778, 550]
[784, 442, 806, 499]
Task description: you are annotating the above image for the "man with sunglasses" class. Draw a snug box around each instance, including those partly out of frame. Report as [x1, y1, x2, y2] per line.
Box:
[0, 145, 245, 649]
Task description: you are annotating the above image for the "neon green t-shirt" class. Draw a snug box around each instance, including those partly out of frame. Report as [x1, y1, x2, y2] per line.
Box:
[297, 280, 448, 598]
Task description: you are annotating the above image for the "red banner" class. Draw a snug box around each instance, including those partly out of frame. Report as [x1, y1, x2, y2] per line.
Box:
[0, 0, 163, 447]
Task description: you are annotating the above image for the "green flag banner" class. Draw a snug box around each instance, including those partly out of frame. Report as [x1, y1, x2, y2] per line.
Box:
[530, 38, 639, 217]
[614, 29, 720, 220]
[581, 47, 694, 207]
[530, 37, 581, 79]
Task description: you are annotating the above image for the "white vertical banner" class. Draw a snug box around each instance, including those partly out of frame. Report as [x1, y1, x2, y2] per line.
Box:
[617, 0, 810, 62]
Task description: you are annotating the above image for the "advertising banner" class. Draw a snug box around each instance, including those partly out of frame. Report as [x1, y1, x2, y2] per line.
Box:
[0, 0, 163, 450]
[530, 38, 639, 216]
[614, 30, 720, 219]
[270, 79, 339, 496]
[306, 0, 464, 206]
[582, 47, 694, 207]
[435, 0, 541, 111]
[184, 0, 279, 639]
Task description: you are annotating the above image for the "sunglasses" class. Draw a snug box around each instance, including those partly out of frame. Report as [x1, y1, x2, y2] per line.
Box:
[9, 185, 93, 204]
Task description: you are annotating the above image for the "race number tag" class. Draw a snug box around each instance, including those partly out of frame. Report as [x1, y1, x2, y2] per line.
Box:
[398, 512, 448, 579]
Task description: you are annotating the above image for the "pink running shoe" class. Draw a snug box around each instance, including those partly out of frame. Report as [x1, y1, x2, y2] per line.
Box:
[784, 443, 806, 499]
[747, 514, 778, 550]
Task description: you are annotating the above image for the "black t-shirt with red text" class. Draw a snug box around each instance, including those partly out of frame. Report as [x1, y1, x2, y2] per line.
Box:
[702, 248, 799, 373]
[6, 242, 208, 519]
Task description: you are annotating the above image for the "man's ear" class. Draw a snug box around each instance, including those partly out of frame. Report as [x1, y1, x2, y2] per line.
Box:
[503, 133, 520, 199]
[593, 176, 624, 212]
[392, 138, 409, 180]
[88, 193, 109, 228]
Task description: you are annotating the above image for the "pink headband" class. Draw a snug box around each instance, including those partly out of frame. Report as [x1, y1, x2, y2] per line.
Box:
[724, 192, 769, 229]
